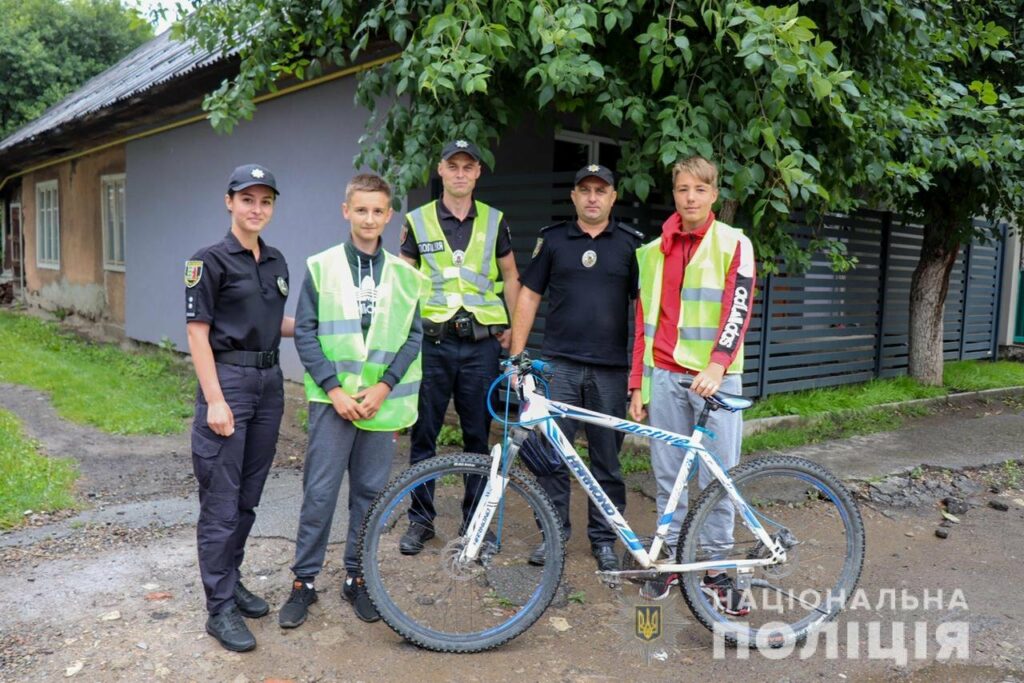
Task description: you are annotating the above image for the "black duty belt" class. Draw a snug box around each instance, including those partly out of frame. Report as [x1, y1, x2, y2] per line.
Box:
[214, 349, 280, 368]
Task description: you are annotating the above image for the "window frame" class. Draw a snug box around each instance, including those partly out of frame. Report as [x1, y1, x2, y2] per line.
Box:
[35, 180, 60, 270]
[100, 173, 127, 272]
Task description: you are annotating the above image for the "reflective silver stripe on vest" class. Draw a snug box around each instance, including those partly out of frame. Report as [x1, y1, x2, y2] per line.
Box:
[681, 287, 724, 302]
[318, 319, 362, 336]
[334, 360, 363, 375]
[478, 205, 501, 280]
[388, 381, 421, 399]
[458, 267, 495, 293]
[366, 349, 397, 365]
[408, 209, 443, 274]
[642, 365, 653, 378]
[677, 326, 719, 342]
[644, 324, 657, 339]
[462, 294, 496, 307]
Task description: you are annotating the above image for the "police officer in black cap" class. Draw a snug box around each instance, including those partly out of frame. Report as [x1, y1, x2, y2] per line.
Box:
[185, 164, 294, 652]
[398, 140, 521, 553]
[509, 164, 643, 572]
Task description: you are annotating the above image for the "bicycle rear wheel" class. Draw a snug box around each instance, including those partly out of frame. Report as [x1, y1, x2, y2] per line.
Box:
[677, 455, 865, 649]
[360, 452, 565, 652]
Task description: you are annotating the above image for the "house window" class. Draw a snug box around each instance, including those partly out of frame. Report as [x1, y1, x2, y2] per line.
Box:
[101, 174, 126, 270]
[553, 130, 622, 172]
[35, 180, 59, 269]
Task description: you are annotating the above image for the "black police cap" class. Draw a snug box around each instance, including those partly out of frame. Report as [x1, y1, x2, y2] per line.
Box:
[574, 164, 615, 187]
[441, 140, 482, 162]
[228, 164, 280, 195]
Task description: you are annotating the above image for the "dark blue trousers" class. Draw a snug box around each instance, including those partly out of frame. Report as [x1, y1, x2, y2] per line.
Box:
[531, 358, 628, 548]
[408, 334, 500, 525]
[191, 363, 283, 614]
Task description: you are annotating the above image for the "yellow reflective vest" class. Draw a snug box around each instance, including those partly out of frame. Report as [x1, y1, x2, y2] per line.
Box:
[636, 220, 749, 404]
[405, 200, 508, 324]
[302, 245, 430, 431]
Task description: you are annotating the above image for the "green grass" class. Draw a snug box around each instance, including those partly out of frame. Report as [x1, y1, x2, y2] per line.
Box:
[0, 311, 195, 434]
[944, 360, 1024, 392]
[0, 409, 78, 529]
[742, 408, 916, 455]
[747, 360, 1024, 420]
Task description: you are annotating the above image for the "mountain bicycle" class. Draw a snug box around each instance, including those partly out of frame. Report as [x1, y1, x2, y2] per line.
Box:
[360, 354, 865, 653]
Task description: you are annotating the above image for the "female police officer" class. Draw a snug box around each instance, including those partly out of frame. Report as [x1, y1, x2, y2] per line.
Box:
[185, 164, 294, 652]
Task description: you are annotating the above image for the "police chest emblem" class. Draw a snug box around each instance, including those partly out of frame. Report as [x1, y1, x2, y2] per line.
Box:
[277, 276, 289, 296]
[581, 250, 597, 268]
[184, 260, 204, 288]
[532, 238, 544, 258]
[452, 249, 466, 266]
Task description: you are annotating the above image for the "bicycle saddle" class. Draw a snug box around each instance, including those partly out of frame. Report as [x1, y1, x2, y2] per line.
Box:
[678, 375, 753, 412]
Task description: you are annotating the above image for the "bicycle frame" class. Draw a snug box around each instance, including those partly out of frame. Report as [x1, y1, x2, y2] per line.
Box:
[459, 373, 788, 574]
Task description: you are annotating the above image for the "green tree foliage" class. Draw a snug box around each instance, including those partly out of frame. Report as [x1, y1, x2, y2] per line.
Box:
[181, 1, 1024, 383]
[0, 0, 154, 138]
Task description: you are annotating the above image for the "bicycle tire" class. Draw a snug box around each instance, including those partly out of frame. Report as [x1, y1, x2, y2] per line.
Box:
[677, 455, 865, 649]
[360, 452, 565, 653]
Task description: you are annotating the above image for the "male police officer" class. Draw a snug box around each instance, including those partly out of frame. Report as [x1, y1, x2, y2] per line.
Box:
[509, 164, 643, 572]
[399, 140, 521, 553]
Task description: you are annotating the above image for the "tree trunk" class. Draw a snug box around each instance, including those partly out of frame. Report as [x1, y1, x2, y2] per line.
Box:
[718, 198, 739, 225]
[907, 223, 959, 386]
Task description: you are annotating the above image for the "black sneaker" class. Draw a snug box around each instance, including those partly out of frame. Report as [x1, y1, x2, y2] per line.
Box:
[639, 573, 679, 600]
[233, 581, 269, 618]
[206, 603, 256, 652]
[278, 579, 318, 629]
[399, 523, 435, 555]
[342, 576, 380, 623]
[528, 542, 546, 566]
[701, 573, 750, 616]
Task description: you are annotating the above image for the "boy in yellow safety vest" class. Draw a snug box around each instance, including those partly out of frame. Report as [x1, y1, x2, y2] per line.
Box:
[278, 173, 429, 628]
[627, 156, 756, 613]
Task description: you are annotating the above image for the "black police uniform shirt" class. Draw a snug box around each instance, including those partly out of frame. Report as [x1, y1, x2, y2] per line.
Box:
[519, 219, 643, 367]
[400, 197, 513, 261]
[185, 230, 289, 353]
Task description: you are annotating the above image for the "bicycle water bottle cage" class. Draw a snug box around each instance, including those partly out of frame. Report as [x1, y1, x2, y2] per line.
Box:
[677, 376, 753, 412]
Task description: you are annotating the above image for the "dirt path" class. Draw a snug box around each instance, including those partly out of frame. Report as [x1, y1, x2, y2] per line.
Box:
[2, 386, 1023, 682]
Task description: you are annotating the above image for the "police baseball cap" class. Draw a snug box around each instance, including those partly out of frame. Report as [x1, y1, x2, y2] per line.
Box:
[228, 164, 279, 195]
[441, 139, 482, 162]
[574, 164, 615, 187]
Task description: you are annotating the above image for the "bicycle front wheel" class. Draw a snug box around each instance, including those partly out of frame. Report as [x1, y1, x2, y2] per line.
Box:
[677, 455, 865, 649]
[360, 453, 565, 653]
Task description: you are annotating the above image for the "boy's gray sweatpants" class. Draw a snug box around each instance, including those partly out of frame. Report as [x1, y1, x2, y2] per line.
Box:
[291, 402, 395, 579]
[649, 368, 743, 555]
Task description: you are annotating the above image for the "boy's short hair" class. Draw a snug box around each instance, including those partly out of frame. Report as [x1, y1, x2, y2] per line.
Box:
[345, 173, 392, 202]
[672, 156, 719, 188]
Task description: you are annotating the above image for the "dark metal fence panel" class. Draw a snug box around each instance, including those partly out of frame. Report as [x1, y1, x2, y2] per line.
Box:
[467, 173, 1004, 397]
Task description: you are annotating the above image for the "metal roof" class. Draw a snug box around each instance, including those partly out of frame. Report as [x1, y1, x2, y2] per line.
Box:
[0, 30, 224, 152]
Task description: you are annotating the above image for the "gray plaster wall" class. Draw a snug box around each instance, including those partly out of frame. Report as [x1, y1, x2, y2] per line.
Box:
[125, 77, 406, 381]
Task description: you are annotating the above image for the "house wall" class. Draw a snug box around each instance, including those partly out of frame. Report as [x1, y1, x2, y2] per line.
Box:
[21, 147, 127, 323]
[125, 76, 404, 380]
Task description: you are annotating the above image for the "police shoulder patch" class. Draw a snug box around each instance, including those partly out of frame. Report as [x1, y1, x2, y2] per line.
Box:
[531, 238, 544, 258]
[184, 260, 204, 288]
